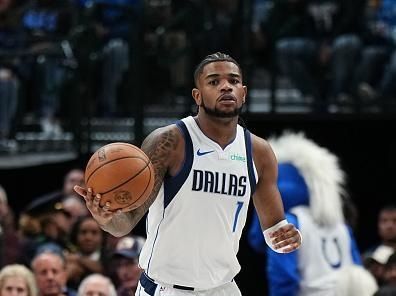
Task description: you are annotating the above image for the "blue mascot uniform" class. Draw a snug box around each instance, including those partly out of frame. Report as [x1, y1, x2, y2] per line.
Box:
[248, 132, 362, 296]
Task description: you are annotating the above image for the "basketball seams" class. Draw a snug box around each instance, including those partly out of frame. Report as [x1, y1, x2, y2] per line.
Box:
[100, 161, 151, 195]
[120, 161, 154, 211]
[85, 142, 154, 212]
[106, 143, 149, 160]
[86, 156, 148, 184]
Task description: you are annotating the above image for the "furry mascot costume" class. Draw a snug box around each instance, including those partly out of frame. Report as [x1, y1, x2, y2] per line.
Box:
[248, 132, 362, 296]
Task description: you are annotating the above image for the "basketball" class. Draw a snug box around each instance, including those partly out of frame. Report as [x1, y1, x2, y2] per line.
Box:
[84, 142, 155, 212]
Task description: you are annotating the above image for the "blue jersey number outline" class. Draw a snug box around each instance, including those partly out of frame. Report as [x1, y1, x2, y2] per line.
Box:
[232, 201, 244, 232]
[321, 237, 342, 269]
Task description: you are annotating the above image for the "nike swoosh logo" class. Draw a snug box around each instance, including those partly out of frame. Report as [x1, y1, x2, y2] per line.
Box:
[196, 149, 215, 156]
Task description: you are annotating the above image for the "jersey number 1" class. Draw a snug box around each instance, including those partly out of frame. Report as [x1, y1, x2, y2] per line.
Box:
[232, 201, 244, 232]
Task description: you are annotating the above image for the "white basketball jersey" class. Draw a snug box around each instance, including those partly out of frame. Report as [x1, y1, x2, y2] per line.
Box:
[291, 206, 354, 296]
[139, 116, 257, 290]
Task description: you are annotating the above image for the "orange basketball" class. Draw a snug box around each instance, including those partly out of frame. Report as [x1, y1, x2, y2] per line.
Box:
[84, 142, 155, 212]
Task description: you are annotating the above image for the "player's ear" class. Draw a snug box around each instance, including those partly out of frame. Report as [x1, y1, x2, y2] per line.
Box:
[242, 85, 247, 104]
[192, 88, 201, 105]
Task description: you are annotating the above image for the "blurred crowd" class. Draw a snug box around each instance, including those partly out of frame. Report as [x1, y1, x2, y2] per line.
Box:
[1, 0, 396, 151]
[1, 1, 396, 295]
[0, 154, 395, 295]
[0, 168, 147, 296]
[0, 0, 395, 139]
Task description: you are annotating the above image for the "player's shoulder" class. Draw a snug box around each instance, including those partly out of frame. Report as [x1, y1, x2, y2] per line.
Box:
[141, 123, 185, 174]
[249, 132, 273, 155]
[141, 123, 184, 158]
[249, 132, 277, 173]
[143, 124, 183, 148]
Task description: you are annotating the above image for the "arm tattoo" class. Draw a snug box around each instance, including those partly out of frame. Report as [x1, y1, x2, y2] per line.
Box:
[103, 127, 179, 235]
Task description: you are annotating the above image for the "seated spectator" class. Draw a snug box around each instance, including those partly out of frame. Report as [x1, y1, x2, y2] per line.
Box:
[109, 235, 145, 295]
[364, 205, 396, 285]
[269, 0, 364, 112]
[77, 0, 140, 117]
[21, 0, 76, 136]
[0, 264, 38, 296]
[363, 245, 394, 286]
[0, 185, 21, 268]
[18, 191, 74, 266]
[62, 168, 85, 198]
[66, 216, 109, 290]
[0, 0, 25, 151]
[382, 252, 396, 287]
[61, 196, 88, 225]
[31, 250, 76, 296]
[353, 0, 396, 111]
[77, 274, 116, 296]
[61, 168, 87, 224]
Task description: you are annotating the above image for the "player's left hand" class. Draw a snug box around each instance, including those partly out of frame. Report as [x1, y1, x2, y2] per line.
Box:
[269, 223, 302, 253]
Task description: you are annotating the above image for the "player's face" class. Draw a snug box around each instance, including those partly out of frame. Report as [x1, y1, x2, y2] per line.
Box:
[193, 61, 247, 118]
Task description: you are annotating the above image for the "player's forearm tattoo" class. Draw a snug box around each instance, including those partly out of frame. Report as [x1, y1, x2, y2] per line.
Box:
[123, 128, 179, 229]
[100, 128, 179, 235]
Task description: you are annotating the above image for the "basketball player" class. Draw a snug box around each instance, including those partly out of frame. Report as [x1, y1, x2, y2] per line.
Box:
[75, 52, 302, 296]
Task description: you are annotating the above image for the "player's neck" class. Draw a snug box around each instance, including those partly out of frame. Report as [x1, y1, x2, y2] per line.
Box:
[194, 115, 238, 149]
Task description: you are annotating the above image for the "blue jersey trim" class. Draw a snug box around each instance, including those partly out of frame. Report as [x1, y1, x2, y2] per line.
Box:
[244, 129, 257, 195]
[163, 120, 194, 209]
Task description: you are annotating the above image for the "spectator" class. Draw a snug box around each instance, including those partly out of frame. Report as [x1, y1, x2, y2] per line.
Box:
[363, 245, 395, 286]
[77, 274, 116, 296]
[0, 0, 25, 151]
[353, 0, 396, 110]
[110, 235, 145, 295]
[77, 0, 140, 117]
[62, 169, 84, 198]
[31, 250, 76, 296]
[248, 132, 362, 295]
[382, 252, 396, 287]
[0, 264, 38, 296]
[144, 0, 201, 106]
[61, 168, 87, 223]
[21, 0, 76, 136]
[18, 191, 74, 266]
[66, 216, 108, 290]
[364, 205, 396, 284]
[61, 197, 88, 226]
[19, 167, 86, 263]
[269, 0, 365, 111]
[0, 185, 21, 268]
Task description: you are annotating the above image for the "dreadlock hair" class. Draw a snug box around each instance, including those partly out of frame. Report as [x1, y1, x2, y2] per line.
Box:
[193, 52, 242, 86]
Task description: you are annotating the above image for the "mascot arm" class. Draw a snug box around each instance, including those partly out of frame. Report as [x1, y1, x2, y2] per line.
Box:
[267, 213, 300, 296]
[348, 226, 362, 265]
[248, 211, 266, 254]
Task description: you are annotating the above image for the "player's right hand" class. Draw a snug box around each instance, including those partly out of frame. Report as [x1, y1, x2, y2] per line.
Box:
[74, 185, 115, 227]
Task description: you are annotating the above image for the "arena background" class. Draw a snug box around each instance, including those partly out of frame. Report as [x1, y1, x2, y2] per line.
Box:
[1, 0, 396, 294]
[1, 113, 394, 295]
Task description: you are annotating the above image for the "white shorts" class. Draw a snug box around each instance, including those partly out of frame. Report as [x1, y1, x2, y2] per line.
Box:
[135, 273, 242, 296]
